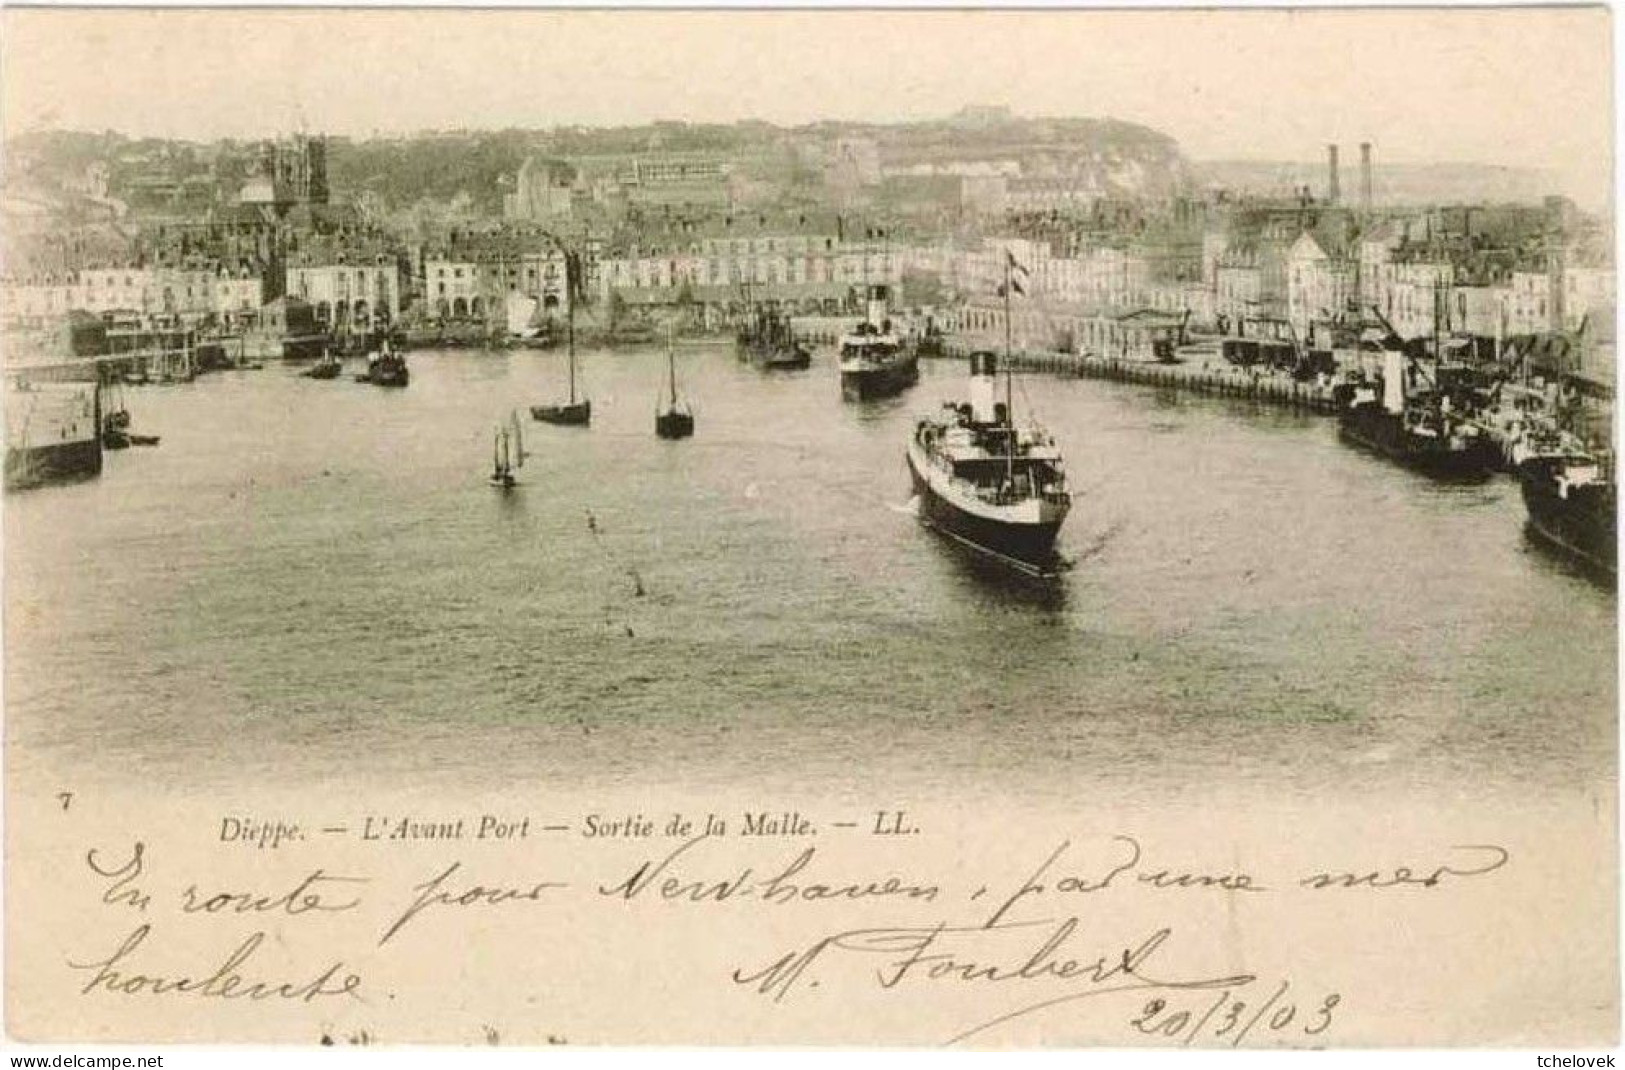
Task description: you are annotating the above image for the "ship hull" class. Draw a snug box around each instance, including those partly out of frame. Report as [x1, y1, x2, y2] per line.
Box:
[762, 348, 811, 370]
[1337, 405, 1490, 480]
[533, 401, 591, 426]
[656, 410, 694, 439]
[841, 357, 919, 401]
[1519, 461, 1617, 577]
[5, 438, 103, 491]
[907, 446, 1066, 575]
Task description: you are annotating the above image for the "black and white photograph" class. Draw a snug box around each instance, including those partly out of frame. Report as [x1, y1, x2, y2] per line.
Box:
[1, 6, 1616, 1052]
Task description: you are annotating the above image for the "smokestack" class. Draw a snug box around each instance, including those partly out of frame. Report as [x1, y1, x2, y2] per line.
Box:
[1359, 143, 1373, 214]
[1326, 144, 1341, 206]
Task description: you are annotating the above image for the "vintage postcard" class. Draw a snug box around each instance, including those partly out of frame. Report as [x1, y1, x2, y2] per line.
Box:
[1, 6, 1617, 1050]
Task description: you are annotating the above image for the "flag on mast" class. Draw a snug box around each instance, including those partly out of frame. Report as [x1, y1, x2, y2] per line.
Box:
[996, 248, 1030, 296]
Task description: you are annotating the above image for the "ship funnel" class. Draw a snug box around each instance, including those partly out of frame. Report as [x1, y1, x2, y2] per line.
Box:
[969, 351, 1000, 422]
[866, 284, 890, 330]
[1381, 348, 1406, 414]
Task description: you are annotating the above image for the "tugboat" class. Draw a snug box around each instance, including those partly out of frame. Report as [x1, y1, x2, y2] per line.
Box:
[532, 253, 591, 426]
[1334, 345, 1492, 480]
[839, 284, 918, 401]
[910, 317, 947, 359]
[357, 341, 409, 387]
[303, 348, 343, 379]
[655, 332, 695, 440]
[907, 350, 1071, 576]
[489, 411, 526, 489]
[738, 303, 811, 369]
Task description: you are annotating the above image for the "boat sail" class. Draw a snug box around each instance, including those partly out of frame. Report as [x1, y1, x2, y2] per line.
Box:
[490, 410, 526, 488]
[532, 250, 592, 426]
[656, 330, 695, 440]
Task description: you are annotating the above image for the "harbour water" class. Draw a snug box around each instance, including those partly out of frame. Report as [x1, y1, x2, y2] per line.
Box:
[5, 347, 1615, 802]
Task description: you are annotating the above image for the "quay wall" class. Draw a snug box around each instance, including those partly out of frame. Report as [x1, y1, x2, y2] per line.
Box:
[788, 318, 1339, 415]
[937, 338, 1340, 415]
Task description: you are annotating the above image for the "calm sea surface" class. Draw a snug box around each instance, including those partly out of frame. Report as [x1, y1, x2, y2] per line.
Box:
[5, 346, 1615, 800]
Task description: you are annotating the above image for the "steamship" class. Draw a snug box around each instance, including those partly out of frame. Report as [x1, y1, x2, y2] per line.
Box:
[1335, 347, 1492, 480]
[5, 380, 103, 491]
[1518, 439, 1616, 578]
[838, 285, 918, 400]
[738, 306, 811, 369]
[906, 351, 1071, 575]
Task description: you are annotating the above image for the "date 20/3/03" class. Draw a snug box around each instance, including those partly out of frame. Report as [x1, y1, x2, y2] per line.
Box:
[1130, 982, 1339, 1046]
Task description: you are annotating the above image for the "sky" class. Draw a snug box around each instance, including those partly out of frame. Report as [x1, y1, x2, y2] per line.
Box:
[0, 6, 1613, 205]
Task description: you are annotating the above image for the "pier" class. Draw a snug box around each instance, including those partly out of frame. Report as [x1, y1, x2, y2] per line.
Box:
[942, 335, 1341, 415]
[982, 345, 1339, 414]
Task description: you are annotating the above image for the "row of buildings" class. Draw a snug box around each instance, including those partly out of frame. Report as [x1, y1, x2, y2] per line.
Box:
[3, 133, 1612, 381]
[4, 259, 404, 334]
[8, 206, 1610, 351]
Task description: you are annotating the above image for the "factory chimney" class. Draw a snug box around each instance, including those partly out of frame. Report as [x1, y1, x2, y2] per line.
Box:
[1359, 142, 1373, 215]
[1327, 144, 1341, 206]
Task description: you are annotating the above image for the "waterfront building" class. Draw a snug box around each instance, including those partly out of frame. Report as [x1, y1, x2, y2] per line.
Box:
[1215, 251, 1265, 328]
[286, 259, 402, 331]
[423, 258, 487, 320]
[593, 214, 901, 318]
[1287, 231, 1355, 338]
[1504, 270, 1555, 336]
[1563, 266, 1615, 332]
[2, 265, 263, 330]
[421, 232, 571, 323]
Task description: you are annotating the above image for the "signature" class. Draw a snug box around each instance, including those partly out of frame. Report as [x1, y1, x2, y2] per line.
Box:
[733, 916, 1259, 1045]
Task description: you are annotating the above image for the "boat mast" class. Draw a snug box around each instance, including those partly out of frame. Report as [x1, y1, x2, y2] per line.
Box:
[1003, 250, 1015, 485]
[1433, 277, 1442, 365]
[667, 330, 679, 407]
[566, 250, 577, 404]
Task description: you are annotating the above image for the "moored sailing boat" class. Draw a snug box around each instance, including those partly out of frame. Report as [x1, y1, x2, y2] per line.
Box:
[655, 333, 695, 440]
[532, 252, 591, 426]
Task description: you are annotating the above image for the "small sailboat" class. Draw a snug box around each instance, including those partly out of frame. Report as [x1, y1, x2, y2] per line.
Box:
[532, 252, 591, 426]
[490, 411, 526, 489]
[655, 331, 694, 440]
[101, 382, 132, 448]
